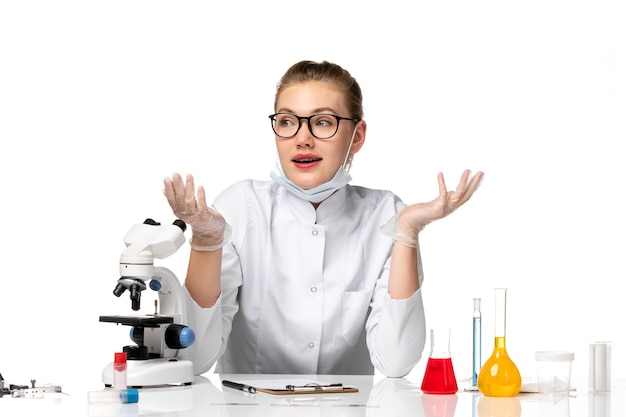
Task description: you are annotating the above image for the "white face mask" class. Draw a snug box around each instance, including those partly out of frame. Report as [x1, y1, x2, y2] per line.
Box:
[270, 127, 357, 204]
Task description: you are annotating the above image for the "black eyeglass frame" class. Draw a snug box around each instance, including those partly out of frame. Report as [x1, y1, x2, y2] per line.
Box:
[268, 112, 360, 139]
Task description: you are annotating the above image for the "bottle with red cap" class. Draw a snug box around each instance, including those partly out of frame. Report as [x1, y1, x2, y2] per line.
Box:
[113, 352, 127, 390]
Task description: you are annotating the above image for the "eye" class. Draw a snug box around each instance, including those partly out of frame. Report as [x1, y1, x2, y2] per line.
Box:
[316, 119, 331, 127]
[277, 114, 297, 127]
[312, 114, 337, 128]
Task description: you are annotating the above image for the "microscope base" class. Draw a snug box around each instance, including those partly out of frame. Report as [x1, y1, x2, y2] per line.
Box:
[102, 358, 194, 388]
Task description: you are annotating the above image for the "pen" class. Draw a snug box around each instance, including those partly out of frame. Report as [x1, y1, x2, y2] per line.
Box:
[222, 380, 256, 394]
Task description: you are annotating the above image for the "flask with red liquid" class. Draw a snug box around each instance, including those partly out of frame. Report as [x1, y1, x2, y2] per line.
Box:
[421, 328, 458, 394]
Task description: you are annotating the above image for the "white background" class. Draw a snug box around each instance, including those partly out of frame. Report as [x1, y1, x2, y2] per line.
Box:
[0, 0, 624, 391]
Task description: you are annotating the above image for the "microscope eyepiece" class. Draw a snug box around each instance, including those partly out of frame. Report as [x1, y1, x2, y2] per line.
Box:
[173, 219, 187, 232]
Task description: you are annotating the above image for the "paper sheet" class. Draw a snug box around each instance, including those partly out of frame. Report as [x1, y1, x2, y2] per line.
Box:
[233, 378, 336, 390]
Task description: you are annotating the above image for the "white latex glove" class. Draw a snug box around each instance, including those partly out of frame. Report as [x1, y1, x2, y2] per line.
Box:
[163, 173, 231, 251]
[382, 170, 484, 247]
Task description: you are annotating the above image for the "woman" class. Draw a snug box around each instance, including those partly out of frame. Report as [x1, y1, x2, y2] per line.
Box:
[164, 60, 483, 377]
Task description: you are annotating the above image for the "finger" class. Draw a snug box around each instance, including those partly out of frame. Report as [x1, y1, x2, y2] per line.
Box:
[163, 176, 176, 207]
[437, 172, 447, 197]
[439, 170, 468, 210]
[196, 185, 209, 211]
[171, 173, 187, 211]
[184, 174, 197, 211]
[445, 170, 472, 208]
[453, 169, 471, 195]
[455, 171, 484, 206]
[464, 171, 484, 198]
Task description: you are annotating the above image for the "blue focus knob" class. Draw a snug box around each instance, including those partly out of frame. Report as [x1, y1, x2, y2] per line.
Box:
[165, 324, 196, 349]
[149, 279, 162, 291]
[178, 326, 195, 348]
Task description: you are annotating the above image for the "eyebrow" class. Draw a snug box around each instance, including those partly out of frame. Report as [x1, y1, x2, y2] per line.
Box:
[277, 107, 340, 115]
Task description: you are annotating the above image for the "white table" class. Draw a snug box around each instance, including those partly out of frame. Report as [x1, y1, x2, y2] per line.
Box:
[1, 373, 623, 416]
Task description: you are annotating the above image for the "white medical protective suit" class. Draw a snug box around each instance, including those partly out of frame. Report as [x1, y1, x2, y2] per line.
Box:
[182, 179, 426, 377]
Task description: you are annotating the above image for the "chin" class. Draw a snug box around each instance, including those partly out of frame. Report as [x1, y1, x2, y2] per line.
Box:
[289, 175, 324, 190]
[295, 181, 321, 190]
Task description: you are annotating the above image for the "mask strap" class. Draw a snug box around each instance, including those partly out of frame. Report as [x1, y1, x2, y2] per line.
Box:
[342, 126, 358, 171]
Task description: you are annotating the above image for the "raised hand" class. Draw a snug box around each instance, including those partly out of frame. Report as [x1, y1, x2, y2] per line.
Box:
[163, 173, 230, 251]
[386, 170, 484, 247]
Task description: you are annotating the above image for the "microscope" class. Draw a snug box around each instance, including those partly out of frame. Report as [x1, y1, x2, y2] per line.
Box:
[99, 218, 195, 388]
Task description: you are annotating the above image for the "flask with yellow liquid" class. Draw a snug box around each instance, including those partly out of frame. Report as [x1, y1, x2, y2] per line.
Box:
[478, 288, 521, 397]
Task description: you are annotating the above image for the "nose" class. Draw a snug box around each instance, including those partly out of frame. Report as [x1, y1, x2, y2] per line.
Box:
[294, 119, 315, 146]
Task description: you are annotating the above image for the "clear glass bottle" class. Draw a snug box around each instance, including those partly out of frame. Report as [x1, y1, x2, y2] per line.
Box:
[477, 288, 521, 397]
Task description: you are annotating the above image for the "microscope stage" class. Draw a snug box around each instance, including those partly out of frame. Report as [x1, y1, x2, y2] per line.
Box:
[99, 315, 174, 327]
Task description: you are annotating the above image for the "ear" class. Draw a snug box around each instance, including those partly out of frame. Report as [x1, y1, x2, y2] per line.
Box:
[349, 120, 367, 154]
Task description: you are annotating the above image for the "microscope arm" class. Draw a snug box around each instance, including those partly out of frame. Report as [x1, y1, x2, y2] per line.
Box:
[151, 266, 186, 324]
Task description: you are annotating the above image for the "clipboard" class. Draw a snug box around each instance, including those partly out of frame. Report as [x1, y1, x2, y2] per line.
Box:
[222, 379, 359, 395]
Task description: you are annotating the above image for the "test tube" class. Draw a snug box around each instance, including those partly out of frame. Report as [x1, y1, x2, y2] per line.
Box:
[472, 298, 482, 387]
[88, 388, 139, 404]
[114, 352, 127, 390]
[589, 341, 611, 392]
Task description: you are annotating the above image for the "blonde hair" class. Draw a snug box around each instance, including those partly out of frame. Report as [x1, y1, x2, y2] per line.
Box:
[274, 60, 363, 120]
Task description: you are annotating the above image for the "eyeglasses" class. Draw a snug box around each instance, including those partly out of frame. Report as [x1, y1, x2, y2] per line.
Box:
[269, 112, 359, 139]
